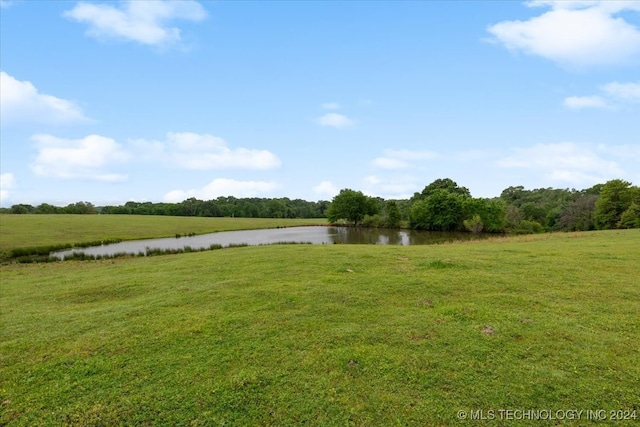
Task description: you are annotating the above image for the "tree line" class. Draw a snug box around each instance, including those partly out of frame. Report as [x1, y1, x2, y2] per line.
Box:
[327, 178, 640, 233]
[3, 178, 638, 233]
[2, 197, 330, 219]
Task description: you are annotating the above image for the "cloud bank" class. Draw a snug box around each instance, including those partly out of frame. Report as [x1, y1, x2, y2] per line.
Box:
[372, 149, 439, 170]
[0, 173, 16, 203]
[316, 113, 354, 129]
[601, 81, 640, 101]
[487, 1, 640, 68]
[497, 142, 624, 184]
[164, 178, 279, 202]
[64, 0, 207, 47]
[132, 132, 281, 170]
[30, 134, 129, 181]
[313, 180, 339, 198]
[0, 71, 89, 126]
[564, 95, 609, 109]
[564, 80, 640, 109]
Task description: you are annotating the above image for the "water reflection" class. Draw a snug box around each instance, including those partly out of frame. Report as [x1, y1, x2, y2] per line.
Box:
[328, 227, 409, 245]
[327, 227, 486, 245]
[52, 226, 499, 259]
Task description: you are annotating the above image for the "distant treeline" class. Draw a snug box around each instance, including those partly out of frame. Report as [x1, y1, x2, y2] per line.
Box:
[3, 178, 639, 233]
[3, 197, 331, 219]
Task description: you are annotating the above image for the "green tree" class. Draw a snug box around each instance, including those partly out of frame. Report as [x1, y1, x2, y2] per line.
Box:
[326, 189, 378, 226]
[415, 178, 471, 200]
[34, 203, 59, 214]
[521, 202, 547, 224]
[267, 199, 288, 218]
[557, 194, 598, 231]
[499, 186, 526, 205]
[482, 199, 507, 232]
[178, 198, 202, 216]
[10, 204, 34, 214]
[62, 202, 96, 214]
[618, 187, 640, 228]
[462, 198, 506, 233]
[619, 202, 640, 228]
[594, 179, 636, 229]
[582, 183, 604, 196]
[410, 189, 465, 231]
[383, 200, 402, 228]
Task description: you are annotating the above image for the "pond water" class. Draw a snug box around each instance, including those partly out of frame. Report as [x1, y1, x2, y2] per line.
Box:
[52, 226, 497, 259]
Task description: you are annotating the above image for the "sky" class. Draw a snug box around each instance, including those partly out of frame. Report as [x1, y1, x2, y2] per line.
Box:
[1, 0, 639, 207]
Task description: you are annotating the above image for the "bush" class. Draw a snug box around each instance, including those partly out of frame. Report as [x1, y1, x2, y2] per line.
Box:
[463, 215, 484, 234]
[618, 202, 640, 228]
[514, 220, 544, 234]
[361, 214, 383, 228]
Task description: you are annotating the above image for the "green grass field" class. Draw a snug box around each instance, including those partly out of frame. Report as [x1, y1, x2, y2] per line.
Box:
[0, 214, 328, 251]
[0, 215, 326, 260]
[1, 217, 639, 426]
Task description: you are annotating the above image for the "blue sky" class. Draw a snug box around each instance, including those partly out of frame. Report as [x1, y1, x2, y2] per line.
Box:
[1, 0, 639, 207]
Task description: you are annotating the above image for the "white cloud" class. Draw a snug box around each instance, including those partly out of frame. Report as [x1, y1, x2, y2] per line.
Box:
[367, 148, 441, 197]
[527, 1, 640, 13]
[0, 173, 16, 203]
[601, 81, 640, 101]
[362, 175, 418, 199]
[0, 71, 89, 126]
[164, 178, 279, 202]
[372, 157, 409, 170]
[597, 144, 640, 161]
[132, 132, 281, 170]
[487, 1, 640, 67]
[30, 134, 129, 181]
[316, 113, 355, 129]
[63, 0, 206, 47]
[313, 180, 339, 198]
[563, 95, 609, 109]
[372, 149, 438, 170]
[564, 80, 640, 109]
[497, 142, 624, 184]
[321, 102, 341, 110]
[363, 176, 382, 185]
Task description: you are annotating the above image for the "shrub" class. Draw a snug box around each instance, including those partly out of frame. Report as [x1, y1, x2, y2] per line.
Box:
[463, 215, 484, 234]
[514, 220, 544, 234]
[361, 214, 383, 228]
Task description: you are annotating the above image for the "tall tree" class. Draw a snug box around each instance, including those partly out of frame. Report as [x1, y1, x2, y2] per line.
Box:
[383, 200, 402, 228]
[463, 198, 507, 232]
[594, 179, 636, 229]
[618, 202, 640, 228]
[410, 189, 466, 231]
[327, 189, 378, 226]
[557, 194, 598, 231]
[416, 178, 471, 199]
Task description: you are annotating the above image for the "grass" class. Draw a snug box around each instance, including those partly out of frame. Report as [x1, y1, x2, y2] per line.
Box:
[0, 215, 326, 262]
[1, 226, 639, 425]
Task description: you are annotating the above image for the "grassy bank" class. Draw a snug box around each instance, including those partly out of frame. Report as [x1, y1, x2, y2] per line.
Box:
[0, 215, 326, 261]
[1, 230, 638, 425]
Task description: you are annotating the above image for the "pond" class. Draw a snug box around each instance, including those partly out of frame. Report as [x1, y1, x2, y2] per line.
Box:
[51, 226, 498, 259]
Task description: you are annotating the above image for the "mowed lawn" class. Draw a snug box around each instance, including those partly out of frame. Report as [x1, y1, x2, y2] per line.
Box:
[1, 229, 639, 425]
